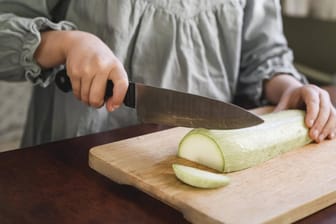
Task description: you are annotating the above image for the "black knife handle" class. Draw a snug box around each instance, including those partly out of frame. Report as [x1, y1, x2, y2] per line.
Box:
[54, 69, 72, 93]
[55, 69, 135, 108]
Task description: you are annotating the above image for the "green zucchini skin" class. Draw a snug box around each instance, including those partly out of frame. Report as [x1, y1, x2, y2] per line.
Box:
[178, 110, 312, 173]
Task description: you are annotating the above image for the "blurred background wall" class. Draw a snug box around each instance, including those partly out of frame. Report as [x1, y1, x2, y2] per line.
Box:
[282, 0, 336, 85]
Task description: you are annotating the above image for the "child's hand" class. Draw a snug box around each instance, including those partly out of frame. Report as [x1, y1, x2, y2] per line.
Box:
[274, 84, 336, 143]
[35, 30, 128, 112]
[63, 31, 128, 112]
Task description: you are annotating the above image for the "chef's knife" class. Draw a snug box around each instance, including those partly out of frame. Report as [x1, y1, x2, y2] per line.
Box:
[55, 69, 263, 129]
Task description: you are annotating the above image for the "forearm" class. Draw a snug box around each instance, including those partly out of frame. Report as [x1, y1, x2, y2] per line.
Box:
[264, 74, 303, 104]
[0, 12, 74, 83]
[34, 30, 107, 70]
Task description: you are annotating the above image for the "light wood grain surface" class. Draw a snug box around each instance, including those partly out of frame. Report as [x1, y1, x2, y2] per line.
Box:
[89, 108, 336, 224]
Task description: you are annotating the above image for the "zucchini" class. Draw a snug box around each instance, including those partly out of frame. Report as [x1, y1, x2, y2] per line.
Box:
[177, 110, 312, 173]
[172, 164, 230, 188]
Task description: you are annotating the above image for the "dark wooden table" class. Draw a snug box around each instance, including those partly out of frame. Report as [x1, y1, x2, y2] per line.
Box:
[0, 124, 335, 224]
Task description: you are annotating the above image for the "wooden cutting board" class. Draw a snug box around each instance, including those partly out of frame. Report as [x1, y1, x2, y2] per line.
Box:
[89, 109, 336, 224]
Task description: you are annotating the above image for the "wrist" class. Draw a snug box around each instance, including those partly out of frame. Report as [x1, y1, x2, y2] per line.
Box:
[34, 30, 69, 68]
[265, 73, 303, 104]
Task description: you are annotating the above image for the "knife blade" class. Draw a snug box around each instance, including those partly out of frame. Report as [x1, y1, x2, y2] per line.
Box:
[55, 69, 263, 129]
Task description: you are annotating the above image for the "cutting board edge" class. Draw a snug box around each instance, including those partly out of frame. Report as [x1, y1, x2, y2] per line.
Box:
[90, 149, 133, 185]
[89, 148, 226, 224]
[90, 147, 336, 224]
[264, 190, 336, 224]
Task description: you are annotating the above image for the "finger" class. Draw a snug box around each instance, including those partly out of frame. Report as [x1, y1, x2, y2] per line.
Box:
[273, 93, 290, 112]
[329, 126, 336, 140]
[329, 109, 336, 139]
[106, 62, 128, 112]
[80, 72, 95, 106]
[315, 110, 331, 143]
[309, 90, 331, 142]
[67, 64, 81, 100]
[302, 86, 320, 129]
[320, 109, 336, 141]
[89, 72, 108, 108]
[69, 76, 81, 100]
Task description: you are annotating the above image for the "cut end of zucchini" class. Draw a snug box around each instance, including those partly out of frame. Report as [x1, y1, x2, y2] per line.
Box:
[178, 131, 224, 172]
[177, 110, 312, 173]
[172, 164, 230, 189]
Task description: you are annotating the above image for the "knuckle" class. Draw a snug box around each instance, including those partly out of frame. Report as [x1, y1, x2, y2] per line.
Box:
[82, 65, 94, 77]
[307, 84, 319, 90]
[320, 89, 330, 98]
[90, 99, 103, 108]
[70, 65, 79, 73]
[303, 84, 320, 96]
[302, 84, 313, 91]
[69, 67, 81, 79]
[94, 56, 110, 69]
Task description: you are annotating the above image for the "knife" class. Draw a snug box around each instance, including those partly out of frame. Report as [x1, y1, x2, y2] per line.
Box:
[55, 69, 263, 129]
